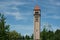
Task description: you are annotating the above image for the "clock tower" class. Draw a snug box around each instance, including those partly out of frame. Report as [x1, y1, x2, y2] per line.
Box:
[34, 5, 41, 40]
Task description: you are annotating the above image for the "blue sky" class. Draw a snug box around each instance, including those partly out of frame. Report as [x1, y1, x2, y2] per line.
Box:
[0, 0, 60, 36]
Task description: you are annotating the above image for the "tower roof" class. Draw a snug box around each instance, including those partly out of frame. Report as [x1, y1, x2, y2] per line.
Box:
[34, 5, 40, 11]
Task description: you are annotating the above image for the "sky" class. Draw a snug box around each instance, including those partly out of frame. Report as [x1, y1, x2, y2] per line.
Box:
[0, 0, 60, 36]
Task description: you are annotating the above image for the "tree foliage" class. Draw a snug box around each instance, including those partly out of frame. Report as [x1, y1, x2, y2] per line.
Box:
[0, 13, 9, 40]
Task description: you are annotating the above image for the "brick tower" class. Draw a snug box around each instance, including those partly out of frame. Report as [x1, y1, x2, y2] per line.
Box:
[34, 5, 41, 40]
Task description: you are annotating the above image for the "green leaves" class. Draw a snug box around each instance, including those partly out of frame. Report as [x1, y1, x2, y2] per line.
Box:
[9, 30, 22, 40]
[54, 29, 60, 40]
[41, 25, 60, 40]
[0, 13, 9, 40]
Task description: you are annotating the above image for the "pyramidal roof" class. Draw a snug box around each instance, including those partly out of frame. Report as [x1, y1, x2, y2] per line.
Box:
[34, 5, 40, 11]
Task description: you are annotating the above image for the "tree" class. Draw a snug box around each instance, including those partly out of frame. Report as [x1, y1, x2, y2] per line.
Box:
[0, 13, 10, 40]
[47, 31, 55, 40]
[41, 28, 47, 40]
[31, 34, 33, 40]
[54, 29, 60, 40]
[9, 30, 21, 40]
[25, 35, 30, 40]
[41, 24, 54, 40]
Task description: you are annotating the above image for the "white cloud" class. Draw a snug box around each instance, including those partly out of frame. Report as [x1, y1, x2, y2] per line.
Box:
[10, 25, 33, 30]
[42, 15, 60, 19]
[41, 22, 60, 31]
[12, 7, 18, 10]
[51, 15, 60, 19]
[55, 2, 60, 6]
[0, 1, 28, 20]
[10, 24, 33, 36]
[49, 0, 60, 6]
[52, 25, 60, 31]
[4, 11, 33, 21]
[46, 15, 60, 19]
[0, 1, 27, 6]
[0, 1, 28, 13]
[5, 12, 25, 20]
[0, 1, 32, 21]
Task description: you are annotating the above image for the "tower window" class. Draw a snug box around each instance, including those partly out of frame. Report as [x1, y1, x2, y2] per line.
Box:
[35, 12, 39, 14]
[35, 18, 38, 22]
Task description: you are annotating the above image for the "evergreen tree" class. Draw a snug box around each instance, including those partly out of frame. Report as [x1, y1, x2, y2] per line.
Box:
[0, 13, 10, 40]
[25, 35, 30, 40]
[54, 29, 60, 40]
